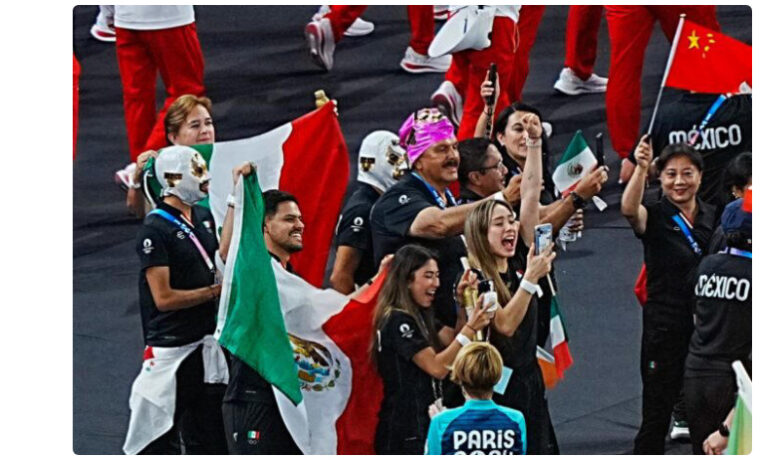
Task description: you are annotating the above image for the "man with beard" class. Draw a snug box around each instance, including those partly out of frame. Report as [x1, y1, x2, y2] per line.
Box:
[370, 108, 521, 328]
[219, 165, 306, 454]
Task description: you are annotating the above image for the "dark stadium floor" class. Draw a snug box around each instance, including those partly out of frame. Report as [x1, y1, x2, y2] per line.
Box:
[73, 5, 751, 454]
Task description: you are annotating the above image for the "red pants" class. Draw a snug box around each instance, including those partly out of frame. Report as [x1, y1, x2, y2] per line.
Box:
[73, 55, 80, 160]
[451, 6, 546, 140]
[605, 5, 719, 158]
[326, 5, 434, 54]
[564, 6, 603, 80]
[116, 23, 205, 162]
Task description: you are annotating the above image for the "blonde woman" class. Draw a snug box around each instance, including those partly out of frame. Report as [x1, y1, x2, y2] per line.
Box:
[371, 244, 492, 454]
[426, 342, 526, 455]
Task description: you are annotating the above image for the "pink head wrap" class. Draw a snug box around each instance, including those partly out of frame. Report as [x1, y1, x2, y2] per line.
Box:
[398, 108, 456, 166]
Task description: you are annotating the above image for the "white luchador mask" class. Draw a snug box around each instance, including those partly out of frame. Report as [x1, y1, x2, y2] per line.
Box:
[357, 130, 407, 192]
[155, 145, 210, 205]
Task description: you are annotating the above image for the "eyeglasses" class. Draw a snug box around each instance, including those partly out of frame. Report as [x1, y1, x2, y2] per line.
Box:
[477, 160, 505, 173]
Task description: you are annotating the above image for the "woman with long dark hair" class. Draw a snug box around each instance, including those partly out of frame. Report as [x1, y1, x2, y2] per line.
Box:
[371, 244, 492, 454]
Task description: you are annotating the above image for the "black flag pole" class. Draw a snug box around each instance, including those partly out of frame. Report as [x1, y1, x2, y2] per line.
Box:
[647, 14, 686, 136]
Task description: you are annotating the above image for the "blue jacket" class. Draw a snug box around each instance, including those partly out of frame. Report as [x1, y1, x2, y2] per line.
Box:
[425, 399, 527, 455]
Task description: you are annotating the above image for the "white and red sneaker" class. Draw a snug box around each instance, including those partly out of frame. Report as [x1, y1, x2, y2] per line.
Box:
[305, 17, 336, 71]
[434, 5, 451, 21]
[400, 47, 451, 74]
[313, 6, 374, 37]
[90, 23, 116, 42]
[430, 80, 463, 126]
[114, 162, 138, 191]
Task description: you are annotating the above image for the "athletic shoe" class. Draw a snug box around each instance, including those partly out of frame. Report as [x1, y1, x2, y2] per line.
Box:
[431, 80, 463, 126]
[670, 420, 690, 441]
[305, 17, 336, 71]
[313, 6, 374, 37]
[434, 5, 451, 21]
[90, 23, 116, 42]
[400, 47, 451, 74]
[114, 162, 137, 191]
[553, 67, 608, 96]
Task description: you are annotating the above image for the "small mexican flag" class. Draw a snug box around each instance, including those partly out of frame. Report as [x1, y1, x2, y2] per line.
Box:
[552, 130, 597, 197]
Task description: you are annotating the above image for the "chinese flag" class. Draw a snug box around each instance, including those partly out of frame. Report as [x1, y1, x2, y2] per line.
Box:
[665, 20, 751, 94]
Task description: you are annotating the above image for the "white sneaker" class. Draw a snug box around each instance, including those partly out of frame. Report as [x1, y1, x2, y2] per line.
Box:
[553, 67, 608, 96]
[313, 6, 374, 37]
[90, 22, 116, 43]
[305, 17, 335, 71]
[114, 162, 137, 191]
[434, 5, 451, 21]
[344, 17, 374, 37]
[400, 47, 451, 74]
[431, 80, 463, 126]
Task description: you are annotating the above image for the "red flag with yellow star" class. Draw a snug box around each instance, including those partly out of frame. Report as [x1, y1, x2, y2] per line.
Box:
[665, 20, 751, 94]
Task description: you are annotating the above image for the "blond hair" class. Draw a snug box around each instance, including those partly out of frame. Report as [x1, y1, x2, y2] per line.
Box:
[164, 94, 213, 143]
[464, 200, 515, 305]
[451, 342, 503, 398]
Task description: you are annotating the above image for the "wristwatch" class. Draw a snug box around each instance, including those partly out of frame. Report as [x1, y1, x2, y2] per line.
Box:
[571, 192, 587, 210]
[718, 423, 730, 437]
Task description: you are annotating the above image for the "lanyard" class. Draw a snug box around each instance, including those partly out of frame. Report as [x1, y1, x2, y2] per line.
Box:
[411, 173, 456, 209]
[670, 213, 702, 256]
[149, 208, 214, 272]
[724, 247, 752, 259]
[688, 94, 727, 146]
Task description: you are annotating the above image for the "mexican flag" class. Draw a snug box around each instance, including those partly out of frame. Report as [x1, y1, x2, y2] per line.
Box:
[726, 361, 752, 455]
[146, 102, 349, 287]
[552, 130, 597, 197]
[216, 173, 384, 454]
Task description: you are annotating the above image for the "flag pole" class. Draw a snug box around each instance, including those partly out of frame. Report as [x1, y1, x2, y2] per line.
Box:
[647, 14, 686, 135]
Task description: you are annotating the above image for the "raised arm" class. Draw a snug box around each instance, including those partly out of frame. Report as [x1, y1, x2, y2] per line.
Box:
[219, 162, 255, 263]
[518, 113, 543, 246]
[493, 244, 555, 336]
[621, 135, 651, 235]
[412, 302, 492, 379]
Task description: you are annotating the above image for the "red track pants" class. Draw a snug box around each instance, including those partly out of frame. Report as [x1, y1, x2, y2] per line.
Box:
[564, 6, 603, 80]
[604, 5, 719, 158]
[327, 5, 434, 55]
[116, 23, 205, 162]
[449, 6, 546, 140]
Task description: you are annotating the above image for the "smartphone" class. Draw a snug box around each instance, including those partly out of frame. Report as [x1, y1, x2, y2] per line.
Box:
[485, 63, 497, 106]
[534, 223, 553, 255]
[477, 279, 498, 312]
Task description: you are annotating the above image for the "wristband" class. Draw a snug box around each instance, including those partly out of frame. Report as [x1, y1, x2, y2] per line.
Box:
[226, 193, 237, 208]
[718, 423, 730, 437]
[526, 138, 542, 147]
[456, 333, 472, 347]
[519, 279, 538, 295]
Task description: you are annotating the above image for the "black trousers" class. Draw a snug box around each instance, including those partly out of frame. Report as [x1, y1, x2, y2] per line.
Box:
[633, 312, 693, 454]
[683, 373, 737, 455]
[495, 360, 559, 455]
[139, 346, 228, 454]
[222, 399, 302, 454]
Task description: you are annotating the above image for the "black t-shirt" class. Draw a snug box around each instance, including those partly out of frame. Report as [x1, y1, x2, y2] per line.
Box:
[490, 238, 538, 372]
[371, 172, 467, 327]
[136, 202, 218, 347]
[375, 309, 440, 451]
[687, 252, 751, 376]
[637, 196, 717, 320]
[224, 254, 294, 403]
[632, 91, 752, 210]
[335, 182, 380, 286]
[458, 185, 484, 205]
